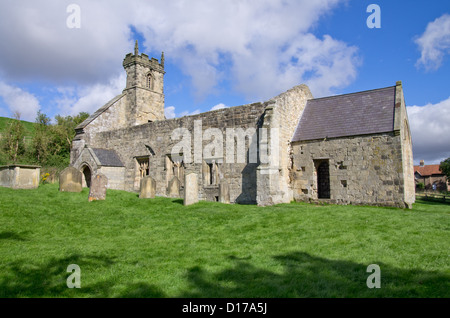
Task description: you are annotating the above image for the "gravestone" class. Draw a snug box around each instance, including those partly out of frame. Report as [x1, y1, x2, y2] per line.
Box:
[88, 173, 108, 202]
[219, 179, 230, 204]
[184, 173, 199, 206]
[140, 176, 156, 199]
[59, 167, 82, 192]
[168, 176, 180, 198]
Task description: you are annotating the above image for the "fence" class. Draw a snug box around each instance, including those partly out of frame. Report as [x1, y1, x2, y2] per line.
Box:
[416, 192, 449, 203]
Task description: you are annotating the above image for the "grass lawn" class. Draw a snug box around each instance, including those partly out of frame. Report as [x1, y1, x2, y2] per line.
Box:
[0, 183, 448, 298]
[0, 117, 35, 136]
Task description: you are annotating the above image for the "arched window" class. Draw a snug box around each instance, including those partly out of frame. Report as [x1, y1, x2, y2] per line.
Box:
[146, 73, 153, 90]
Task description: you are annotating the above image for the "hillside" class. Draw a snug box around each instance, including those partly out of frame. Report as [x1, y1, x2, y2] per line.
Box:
[0, 116, 36, 137]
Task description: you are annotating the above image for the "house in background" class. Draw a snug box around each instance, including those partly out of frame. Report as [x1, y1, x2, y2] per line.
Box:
[414, 160, 449, 192]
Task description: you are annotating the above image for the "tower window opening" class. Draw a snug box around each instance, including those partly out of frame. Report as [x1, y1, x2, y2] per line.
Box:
[147, 73, 152, 89]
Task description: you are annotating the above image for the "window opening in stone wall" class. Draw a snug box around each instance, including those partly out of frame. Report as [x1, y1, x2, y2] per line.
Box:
[166, 155, 185, 187]
[137, 157, 150, 178]
[173, 160, 185, 187]
[147, 73, 153, 90]
[208, 163, 214, 185]
[204, 160, 219, 186]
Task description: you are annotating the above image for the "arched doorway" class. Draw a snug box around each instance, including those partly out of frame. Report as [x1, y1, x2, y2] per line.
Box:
[317, 161, 330, 199]
[81, 165, 92, 188]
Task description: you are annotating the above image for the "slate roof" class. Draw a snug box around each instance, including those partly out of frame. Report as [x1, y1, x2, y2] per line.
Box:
[90, 148, 124, 167]
[292, 86, 396, 142]
[414, 165, 443, 177]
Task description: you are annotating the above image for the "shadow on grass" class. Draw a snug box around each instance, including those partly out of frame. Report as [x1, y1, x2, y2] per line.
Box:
[0, 231, 28, 241]
[171, 199, 184, 205]
[0, 254, 115, 297]
[179, 252, 449, 298]
[0, 253, 166, 298]
[1, 252, 448, 298]
[415, 198, 450, 206]
[119, 282, 166, 298]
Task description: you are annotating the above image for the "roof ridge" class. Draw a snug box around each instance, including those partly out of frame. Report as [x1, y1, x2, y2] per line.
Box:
[310, 85, 396, 102]
[292, 84, 396, 142]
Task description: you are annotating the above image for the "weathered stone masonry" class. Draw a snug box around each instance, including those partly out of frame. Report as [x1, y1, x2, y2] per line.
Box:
[290, 82, 415, 208]
[291, 133, 408, 207]
[70, 43, 415, 208]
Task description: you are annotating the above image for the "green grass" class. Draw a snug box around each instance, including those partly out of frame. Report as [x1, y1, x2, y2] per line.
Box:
[0, 183, 448, 298]
[0, 117, 36, 136]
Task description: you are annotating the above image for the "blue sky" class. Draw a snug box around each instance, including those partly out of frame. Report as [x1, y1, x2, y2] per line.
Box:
[0, 0, 449, 164]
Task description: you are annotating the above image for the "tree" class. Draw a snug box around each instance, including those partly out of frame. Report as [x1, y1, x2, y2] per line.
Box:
[440, 158, 450, 179]
[2, 112, 25, 163]
[54, 112, 89, 152]
[31, 110, 89, 167]
[32, 110, 52, 163]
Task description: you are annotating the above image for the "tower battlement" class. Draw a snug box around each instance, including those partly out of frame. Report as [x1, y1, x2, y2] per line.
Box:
[122, 40, 166, 123]
[123, 52, 165, 74]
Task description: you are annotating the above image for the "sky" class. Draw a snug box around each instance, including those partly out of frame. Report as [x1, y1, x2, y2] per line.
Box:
[0, 0, 448, 165]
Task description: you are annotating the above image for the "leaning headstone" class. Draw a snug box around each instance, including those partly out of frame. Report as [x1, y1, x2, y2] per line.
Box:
[59, 167, 82, 192]
[140, 176, 156, 199]
[88, 173, 108, 202]
[168, 176, 180, 198]
[219, 179, 230, 204]
[184, 173, 199, 206]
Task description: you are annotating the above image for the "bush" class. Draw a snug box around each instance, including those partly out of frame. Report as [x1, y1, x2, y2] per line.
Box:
[40, 166, 65, 184]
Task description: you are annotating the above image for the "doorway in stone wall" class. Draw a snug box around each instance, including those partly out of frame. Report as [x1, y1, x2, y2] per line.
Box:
[82, 165, 92, 188]
[316, 160, 330, 199]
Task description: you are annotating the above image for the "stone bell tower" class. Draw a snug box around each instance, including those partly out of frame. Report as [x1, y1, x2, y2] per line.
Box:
[123, 40, 165, 124]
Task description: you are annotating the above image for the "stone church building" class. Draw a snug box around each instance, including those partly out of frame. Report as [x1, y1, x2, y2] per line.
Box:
[70, 42, 415, 208]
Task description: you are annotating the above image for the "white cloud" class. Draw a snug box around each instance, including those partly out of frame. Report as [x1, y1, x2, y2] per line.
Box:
[231, 33, 359, 99]
[415, 14, 450, 71]
[164, 105, 201, 119]
[0, 0, 133, 84]
[407, 97, 450, 164]
[0, 0, 358, 104]
[132, 0, 358, 100]
[179, 109, 201, 117]
[210, 103, 228, 111]
[0, 82, 41, 121]
[163, 102, 236, 119]
[164, 106, 176, 119]
[53, 73, 125, 116]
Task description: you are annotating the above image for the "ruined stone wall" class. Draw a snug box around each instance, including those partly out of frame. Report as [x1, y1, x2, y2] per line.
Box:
[395, 83, 415, 207]
[89, 102, 267, 203]
[98, 166, 126, 190]
[256, 84, 312, 205]
[291, 132, 409, 208]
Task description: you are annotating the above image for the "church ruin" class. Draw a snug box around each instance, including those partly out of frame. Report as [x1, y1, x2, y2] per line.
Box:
[70, 42, 415, 208]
